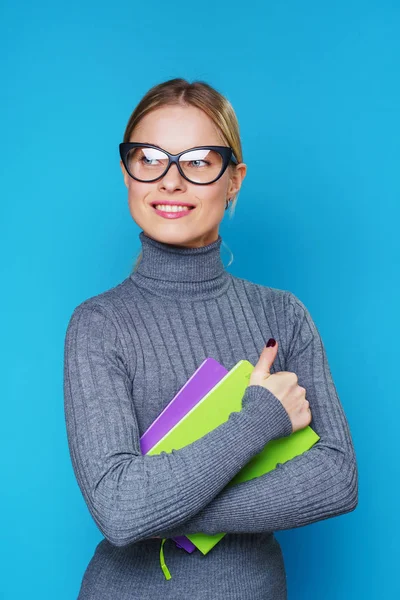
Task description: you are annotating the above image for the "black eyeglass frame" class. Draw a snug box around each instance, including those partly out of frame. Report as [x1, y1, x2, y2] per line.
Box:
[119, 142, 239, 185]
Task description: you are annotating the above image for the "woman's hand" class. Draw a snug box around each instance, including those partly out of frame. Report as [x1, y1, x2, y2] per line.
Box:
[249, 339, 312, 434]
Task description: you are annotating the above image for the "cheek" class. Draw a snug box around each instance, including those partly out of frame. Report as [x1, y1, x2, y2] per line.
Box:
[194, 180, 226, 207]
[127, 181, 151, 208]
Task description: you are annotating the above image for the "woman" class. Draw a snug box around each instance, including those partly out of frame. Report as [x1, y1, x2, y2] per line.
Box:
[63, 78, 358, 599]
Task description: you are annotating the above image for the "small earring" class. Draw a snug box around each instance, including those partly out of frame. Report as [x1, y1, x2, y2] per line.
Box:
[225, 198, 232, 210]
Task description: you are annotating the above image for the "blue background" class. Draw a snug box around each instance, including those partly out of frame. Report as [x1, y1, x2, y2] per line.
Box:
[1, 1, 399, 598]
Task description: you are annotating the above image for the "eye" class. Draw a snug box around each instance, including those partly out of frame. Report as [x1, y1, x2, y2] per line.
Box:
[188, 159, 210, 168]
[181, 149, 213, 168]
[138, 147, 168, 166]
[140, 155, 159, 166]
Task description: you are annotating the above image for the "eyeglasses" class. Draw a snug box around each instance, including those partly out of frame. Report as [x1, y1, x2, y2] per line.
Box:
[119, 143, 238, 185]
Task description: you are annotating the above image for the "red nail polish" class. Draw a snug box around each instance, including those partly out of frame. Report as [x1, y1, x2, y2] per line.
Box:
[266, 338, 276, 347]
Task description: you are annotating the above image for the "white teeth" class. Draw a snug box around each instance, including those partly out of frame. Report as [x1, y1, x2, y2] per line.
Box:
[154, 204, 192, 212]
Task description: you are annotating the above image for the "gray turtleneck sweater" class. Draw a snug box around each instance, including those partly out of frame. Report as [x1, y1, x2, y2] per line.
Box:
[63, 231, 358, 599]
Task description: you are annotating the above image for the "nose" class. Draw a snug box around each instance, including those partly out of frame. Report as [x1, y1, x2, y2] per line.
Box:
[158, 161, 186, 191]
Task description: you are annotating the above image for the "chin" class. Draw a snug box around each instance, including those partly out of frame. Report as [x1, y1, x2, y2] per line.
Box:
[145, 225, 218, 248]
[153, 229, 198, 247]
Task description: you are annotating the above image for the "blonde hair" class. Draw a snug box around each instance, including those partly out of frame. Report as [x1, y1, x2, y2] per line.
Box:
[122, 78, 242, 272]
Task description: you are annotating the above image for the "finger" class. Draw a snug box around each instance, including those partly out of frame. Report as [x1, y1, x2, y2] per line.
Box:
[257, 339, 278, 377]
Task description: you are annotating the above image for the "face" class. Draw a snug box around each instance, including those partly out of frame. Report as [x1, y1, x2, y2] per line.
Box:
[120, 104, 247, 248]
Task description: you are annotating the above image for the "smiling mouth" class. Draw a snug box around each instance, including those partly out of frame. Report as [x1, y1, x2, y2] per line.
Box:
[151, 204, 196, 212]
[150, 204, 196, 220]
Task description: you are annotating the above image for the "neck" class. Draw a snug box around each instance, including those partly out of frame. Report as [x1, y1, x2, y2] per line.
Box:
[129, 230, 231, 300]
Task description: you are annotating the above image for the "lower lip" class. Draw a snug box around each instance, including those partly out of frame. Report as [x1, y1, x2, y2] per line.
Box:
[152, 206, 194, 219]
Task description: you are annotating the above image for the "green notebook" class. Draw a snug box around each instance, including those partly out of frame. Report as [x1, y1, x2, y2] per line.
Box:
[148, 360, 320, 554]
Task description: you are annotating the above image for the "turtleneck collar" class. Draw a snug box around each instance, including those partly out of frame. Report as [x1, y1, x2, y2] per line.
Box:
[129, 230, 232, 300]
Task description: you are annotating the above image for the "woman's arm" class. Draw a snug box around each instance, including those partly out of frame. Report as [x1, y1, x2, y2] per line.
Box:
[153, 291, 358, 539]
[63, 302, 293, 547]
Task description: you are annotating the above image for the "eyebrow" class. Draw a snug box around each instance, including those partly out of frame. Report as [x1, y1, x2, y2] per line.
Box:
[140, 141, 160, 147]
[132, 142, 207, 153]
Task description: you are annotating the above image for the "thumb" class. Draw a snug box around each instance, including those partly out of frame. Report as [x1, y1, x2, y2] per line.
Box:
[255, 338, 278, 378]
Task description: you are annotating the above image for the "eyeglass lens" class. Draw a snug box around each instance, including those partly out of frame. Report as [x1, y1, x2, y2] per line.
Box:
[125, 146, 224, 183]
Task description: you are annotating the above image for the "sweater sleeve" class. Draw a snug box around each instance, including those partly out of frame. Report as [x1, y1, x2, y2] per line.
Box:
[63, 302, 293, 547]
[155, 291, 358, 539]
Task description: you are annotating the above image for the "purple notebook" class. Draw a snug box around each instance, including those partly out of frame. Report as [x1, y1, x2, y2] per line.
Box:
[140, 358, 228, 553]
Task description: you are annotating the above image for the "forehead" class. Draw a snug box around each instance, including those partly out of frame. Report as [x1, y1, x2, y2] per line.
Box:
[130, 105, 225, 153]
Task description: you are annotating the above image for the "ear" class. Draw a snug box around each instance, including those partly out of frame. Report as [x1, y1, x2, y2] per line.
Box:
[120, 159, 129, 189]
[227, 162, 247, 198]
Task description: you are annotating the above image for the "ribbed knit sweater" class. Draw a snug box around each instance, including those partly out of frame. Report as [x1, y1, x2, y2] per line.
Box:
[63, 230, 358, 600]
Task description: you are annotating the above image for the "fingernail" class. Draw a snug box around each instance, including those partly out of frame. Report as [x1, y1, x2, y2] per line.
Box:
[266, 338, 276, 347]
